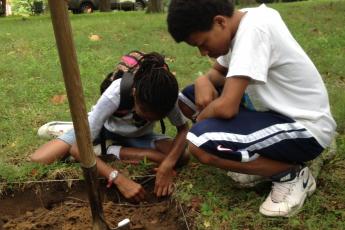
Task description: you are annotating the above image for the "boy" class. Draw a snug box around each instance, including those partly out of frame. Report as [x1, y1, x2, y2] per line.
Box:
[168, 0, 336, 216]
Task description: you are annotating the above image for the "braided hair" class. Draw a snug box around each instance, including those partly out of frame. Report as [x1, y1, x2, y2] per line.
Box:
[133, 52, 179, 117]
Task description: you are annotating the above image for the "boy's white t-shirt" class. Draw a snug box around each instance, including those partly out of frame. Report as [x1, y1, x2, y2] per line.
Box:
[217, 4, 336, 148]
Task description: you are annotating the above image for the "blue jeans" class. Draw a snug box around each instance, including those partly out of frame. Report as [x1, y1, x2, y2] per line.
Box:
[58, 128, 170, 149]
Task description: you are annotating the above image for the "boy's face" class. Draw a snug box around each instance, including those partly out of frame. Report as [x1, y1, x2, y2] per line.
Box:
[185, 16, 232, 58]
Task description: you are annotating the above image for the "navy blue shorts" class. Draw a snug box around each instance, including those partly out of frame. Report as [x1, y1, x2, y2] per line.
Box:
[179, 85, 323, 164]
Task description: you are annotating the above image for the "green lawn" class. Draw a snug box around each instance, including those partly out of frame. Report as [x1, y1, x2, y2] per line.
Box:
[0, 0, 344, 229]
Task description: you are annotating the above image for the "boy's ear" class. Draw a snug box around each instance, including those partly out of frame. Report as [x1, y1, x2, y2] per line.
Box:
[213, 15, 227, 29]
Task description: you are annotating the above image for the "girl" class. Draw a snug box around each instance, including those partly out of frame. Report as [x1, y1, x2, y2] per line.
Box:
[30, 52, 189, 201]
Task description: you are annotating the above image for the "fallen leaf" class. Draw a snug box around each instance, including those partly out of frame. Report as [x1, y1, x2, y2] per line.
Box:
[89, 34, 102, 41]
[190, 196, 203, 211]
[51, 94, 67, 105]
[25, 211, 33, 217]
[310, 28, 322, 35]
[165, 57, 176, 63]
[190, 162, 200, 169]
[150, 218, 158, 224]
[31, 169, 38, 176]
[66, 180, 73, 189]
[203, 221, 211, 228]
[187, 183, 193, 189]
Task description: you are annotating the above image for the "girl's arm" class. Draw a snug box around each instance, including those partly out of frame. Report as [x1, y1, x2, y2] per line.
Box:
[72, 85, 146, 201]
[159, 122, 189, 168]
[87, 96, 118, 141]
[70, 144, 146, 201]
[154, 121, 189, 197]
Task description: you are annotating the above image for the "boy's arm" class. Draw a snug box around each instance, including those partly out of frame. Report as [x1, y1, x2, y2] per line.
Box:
[196, 76, 250, 121]
[194, 62, 228, 110]
[154, 122, 189, 197]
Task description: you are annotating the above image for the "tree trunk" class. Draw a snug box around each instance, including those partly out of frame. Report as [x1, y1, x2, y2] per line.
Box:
[146, 0, 163, 13]
[99, 0, 111, 12]
[0, 0, 6, 16]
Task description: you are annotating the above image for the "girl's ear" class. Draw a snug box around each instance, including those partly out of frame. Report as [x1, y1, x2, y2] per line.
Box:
[213, 15, 227, 30]
[132, 87, 136, 97]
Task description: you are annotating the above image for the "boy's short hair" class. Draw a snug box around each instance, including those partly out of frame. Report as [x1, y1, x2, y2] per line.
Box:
[167, 0, 235, 42]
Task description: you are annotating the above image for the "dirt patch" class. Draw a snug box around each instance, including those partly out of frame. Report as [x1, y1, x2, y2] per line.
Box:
[0, 178, 188, 230]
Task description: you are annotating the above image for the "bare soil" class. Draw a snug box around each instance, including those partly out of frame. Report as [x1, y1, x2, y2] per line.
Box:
[0, 178, 188, 230]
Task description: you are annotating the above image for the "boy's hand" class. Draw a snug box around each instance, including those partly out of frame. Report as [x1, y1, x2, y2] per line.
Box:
[195, 75, 219, 110]
[154, 165, 177, 197]
[108, 173, 146, 202]
[197, 77, 250, 121]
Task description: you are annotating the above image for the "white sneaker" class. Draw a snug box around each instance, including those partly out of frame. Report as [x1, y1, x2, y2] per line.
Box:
[259, 166, 316, 217]
[37, 121, 73, 139]
[227, 171, 265, 188]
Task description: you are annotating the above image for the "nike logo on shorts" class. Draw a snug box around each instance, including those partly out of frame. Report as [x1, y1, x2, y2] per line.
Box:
[217, 145, 233, 152]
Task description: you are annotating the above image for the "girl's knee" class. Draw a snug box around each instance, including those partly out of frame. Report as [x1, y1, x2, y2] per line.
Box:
[30, 139, 71, 164]
[69, 145, 79, 159]
[29, 150, 42, 163]
[29, 148, 55, 165]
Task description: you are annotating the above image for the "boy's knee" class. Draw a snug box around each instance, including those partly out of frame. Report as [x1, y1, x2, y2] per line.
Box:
[188, 143, 214, 165]
[175, 150, 190, 168]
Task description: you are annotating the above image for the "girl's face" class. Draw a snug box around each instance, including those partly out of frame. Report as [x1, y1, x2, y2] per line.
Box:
[132, 88, 163, 122]
[133, 101, 162, 122]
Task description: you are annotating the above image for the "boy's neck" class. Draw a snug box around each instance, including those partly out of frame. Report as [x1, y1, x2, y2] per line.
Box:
[229, 10, 246, 40]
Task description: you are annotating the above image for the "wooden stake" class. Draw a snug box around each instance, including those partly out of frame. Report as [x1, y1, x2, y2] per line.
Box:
[48, 1, 109, 229]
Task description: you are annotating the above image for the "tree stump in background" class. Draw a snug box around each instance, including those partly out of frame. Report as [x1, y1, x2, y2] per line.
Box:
[0, 0, 7, 16]
[146, 0, 163, 13]
[99, 0, 111, 12]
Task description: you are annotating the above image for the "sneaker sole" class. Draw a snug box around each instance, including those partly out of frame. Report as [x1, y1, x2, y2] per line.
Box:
[232, 180, 265, 188]
[227, 171, 265, 188]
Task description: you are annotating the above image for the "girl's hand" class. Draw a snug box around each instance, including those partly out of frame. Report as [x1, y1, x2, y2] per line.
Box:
[109, 173, 146, 202]
[154, 165, 177, 197]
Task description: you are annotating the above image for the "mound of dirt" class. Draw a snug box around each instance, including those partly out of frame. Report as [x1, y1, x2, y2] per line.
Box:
[2, 199, 184, 230]
[0, 179, 188, 230]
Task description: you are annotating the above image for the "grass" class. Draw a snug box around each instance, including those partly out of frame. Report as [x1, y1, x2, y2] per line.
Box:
[0, 0, 344, 229]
